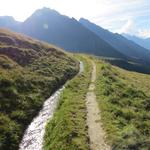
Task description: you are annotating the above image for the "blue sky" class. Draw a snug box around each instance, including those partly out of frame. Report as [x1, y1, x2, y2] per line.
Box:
[0, 0, 150, 38]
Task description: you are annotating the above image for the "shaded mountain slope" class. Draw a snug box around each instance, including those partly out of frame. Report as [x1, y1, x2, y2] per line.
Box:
[79, 18, 150, 65]
[0, 16, 20, 31]
[0, 29, 78, 150]
[123, 34, 150, 51]
[0, 8, 126, 59]
[1, 8, 150, 73]
[20, 8, 125, 59]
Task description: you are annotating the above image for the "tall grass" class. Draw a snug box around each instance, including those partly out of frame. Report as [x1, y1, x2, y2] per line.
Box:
[95, 59, 150, 150]
[0, 29, 78, 150]
[44, 55, 92, 150]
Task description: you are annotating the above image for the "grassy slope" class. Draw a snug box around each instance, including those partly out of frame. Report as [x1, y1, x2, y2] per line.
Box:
[0, 29, 78, 150]
[95, 58, 150, 150]
[99, 57, 150, 74]
[44, 55, 91, 150]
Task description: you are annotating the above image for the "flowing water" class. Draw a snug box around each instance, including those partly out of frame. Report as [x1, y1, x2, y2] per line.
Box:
[19, 61, 83, 150]
[79, 61, 84, 74]
[19, 87, 65, 150]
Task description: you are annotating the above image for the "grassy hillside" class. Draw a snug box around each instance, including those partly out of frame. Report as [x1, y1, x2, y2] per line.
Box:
[0, 29, 78, 150]
[99, 57, 150, 74]
[44, 55, 91, 150]
[95, 58, 150, 150]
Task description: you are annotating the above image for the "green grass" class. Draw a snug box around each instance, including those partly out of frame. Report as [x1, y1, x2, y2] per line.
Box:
[0, 29, 78, 150]
[100, 57, 150, 74]
[44, 55, 92, 150]
[95, 59, 150, 150]
[1, 29, 150, 150]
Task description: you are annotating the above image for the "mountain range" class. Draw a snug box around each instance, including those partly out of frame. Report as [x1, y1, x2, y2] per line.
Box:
[79, 18, 150, 65]
[122, 33, 150, 51]
[1, 7, 150, 150]
[0, 16, 20, 31]
[0, 7, 150, 72]
[0, 8, 125, 59]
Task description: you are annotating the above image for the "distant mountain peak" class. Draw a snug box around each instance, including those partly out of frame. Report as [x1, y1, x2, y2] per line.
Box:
[0, 16, 14, 20]
[36, 7, 60, 15]
[0, 16, 19, 23]
[25, 7, 61, 22]
[0, 16, 20, 31]
[1, 8, 150, 67]
[79, 18, 88, 22]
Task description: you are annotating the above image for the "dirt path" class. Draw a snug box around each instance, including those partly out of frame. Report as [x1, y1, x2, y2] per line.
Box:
[86, 61, 111, 150]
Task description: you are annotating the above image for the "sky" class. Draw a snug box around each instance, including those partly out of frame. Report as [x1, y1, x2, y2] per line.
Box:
[0, 0, 150, 38]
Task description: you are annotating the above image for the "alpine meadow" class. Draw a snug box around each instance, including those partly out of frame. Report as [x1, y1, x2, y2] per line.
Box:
[0, 1, 150, 150]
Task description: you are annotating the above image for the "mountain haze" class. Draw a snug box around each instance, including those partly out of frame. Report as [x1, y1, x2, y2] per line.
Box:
[0, 7, 150, 72]
[79, 18, 150, 65]
[20, 8, 126, 59]
[0, 4, 150, 150]
[123, 34, 150, 51]
[0, 8, 126, 59]
[0, 16, 20, 31]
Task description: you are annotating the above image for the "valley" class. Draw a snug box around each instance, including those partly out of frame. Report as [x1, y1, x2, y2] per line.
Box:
[0, 6, 150, 150]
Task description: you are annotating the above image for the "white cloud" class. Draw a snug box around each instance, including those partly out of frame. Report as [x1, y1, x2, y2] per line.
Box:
[138, 29, 150, 38]
[115, 20, 134, 34]
[113, 20, 150, 38]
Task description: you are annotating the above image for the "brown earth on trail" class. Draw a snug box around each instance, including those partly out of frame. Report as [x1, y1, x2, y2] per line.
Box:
[86, 61, 111, 150]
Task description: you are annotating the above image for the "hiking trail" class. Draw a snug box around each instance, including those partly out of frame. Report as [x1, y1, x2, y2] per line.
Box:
[86, 61, 111, 150]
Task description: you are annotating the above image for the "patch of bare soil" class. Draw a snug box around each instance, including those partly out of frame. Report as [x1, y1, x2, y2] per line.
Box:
[86, 61, 111, 150]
